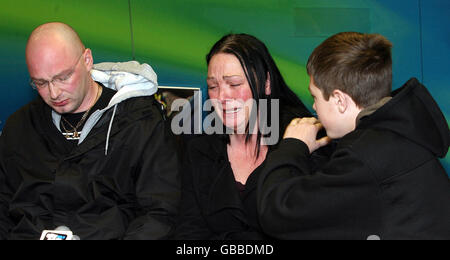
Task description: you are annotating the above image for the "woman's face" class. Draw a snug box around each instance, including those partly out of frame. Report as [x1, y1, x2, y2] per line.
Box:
[207, 53, 254, 132]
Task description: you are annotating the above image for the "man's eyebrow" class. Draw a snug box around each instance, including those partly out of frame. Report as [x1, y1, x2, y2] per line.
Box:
[30, 69, 73, 82]
[53, 68, 73, 77]
[30, 77, 44, 82]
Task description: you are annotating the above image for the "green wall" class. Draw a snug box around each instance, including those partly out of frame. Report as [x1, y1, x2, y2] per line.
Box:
[0, 0, 448, 172]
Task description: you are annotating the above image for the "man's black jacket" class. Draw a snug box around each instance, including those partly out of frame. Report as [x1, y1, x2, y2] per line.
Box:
[0, 96, 180, 240]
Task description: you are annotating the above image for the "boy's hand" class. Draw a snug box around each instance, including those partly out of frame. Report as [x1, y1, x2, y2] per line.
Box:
[283, 117, 332, 153]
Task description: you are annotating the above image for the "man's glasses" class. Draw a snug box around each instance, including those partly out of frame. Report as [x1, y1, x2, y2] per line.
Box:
[29, 51, 85, 90]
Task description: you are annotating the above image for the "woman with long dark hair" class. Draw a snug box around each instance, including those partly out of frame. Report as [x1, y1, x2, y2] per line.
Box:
[174, 34, 313, 239]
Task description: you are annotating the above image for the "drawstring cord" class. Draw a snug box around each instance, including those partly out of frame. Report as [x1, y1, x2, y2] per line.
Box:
[105, 104, 118, 156]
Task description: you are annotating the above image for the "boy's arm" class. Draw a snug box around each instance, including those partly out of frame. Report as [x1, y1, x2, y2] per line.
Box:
[257, 138, 381, 240]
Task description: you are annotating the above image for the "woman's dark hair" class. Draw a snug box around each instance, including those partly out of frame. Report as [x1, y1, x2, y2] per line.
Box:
[206, 33, 310, 157]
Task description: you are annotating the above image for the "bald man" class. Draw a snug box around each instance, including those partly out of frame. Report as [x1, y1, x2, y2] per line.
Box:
[26, 22, 98, 116]
[0, 22, 180, 240]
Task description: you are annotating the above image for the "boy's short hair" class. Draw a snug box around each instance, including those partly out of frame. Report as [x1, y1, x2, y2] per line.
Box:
[307, 32, 393, 108]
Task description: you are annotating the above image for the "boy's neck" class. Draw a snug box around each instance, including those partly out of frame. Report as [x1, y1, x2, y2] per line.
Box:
[355, 96, 392, 126]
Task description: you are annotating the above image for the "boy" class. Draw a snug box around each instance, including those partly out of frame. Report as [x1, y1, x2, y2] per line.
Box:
[257, 32, 450, 239]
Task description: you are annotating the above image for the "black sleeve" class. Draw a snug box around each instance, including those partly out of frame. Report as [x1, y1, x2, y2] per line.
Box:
[0, 130, 13, 239]
[173, 140, 215, 240]
[123, 119, 181, 240]
[257, 138, 381, 240]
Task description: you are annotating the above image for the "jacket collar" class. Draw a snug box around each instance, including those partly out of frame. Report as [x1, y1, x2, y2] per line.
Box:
[36, 95, 155, 161]
[31, 97, 72, 156]
[66, 98, 155, 160]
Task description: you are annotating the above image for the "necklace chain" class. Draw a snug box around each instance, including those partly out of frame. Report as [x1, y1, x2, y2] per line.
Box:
[61, 84, 102, 140]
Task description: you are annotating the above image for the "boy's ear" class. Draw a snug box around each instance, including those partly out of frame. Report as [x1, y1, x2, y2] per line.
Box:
[331, 89, 349, 114]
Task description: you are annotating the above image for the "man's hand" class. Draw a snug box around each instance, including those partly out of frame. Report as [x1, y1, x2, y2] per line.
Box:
[283, 117, 332, 153]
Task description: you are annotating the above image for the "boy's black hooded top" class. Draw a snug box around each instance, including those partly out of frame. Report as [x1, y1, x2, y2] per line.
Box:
[258, 78, 450, 240]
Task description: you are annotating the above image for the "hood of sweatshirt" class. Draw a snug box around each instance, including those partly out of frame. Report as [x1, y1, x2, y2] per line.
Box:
[51, 61, 159, 154]
[357, 78, 450, 158]
[90, 60, 158, 106]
